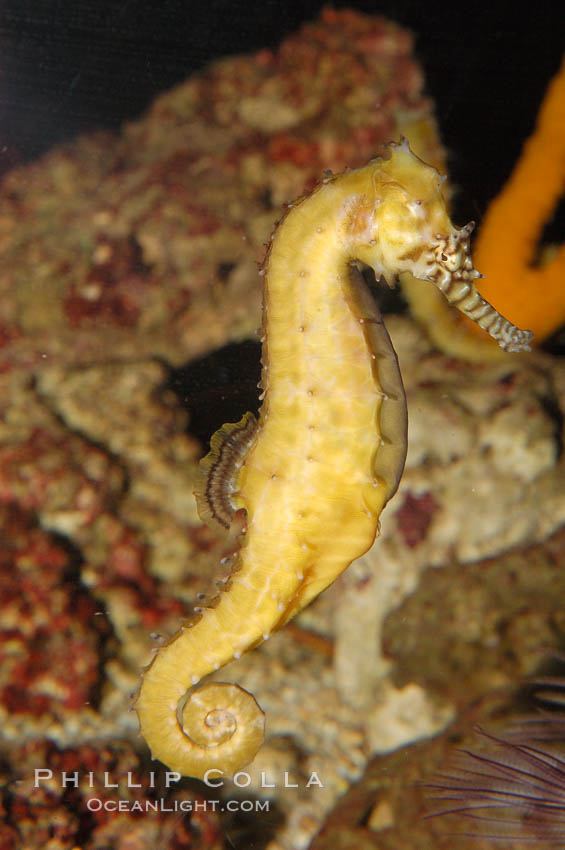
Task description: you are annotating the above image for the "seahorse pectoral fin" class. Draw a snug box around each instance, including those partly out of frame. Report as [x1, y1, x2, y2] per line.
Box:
[194, 411, 258, 534]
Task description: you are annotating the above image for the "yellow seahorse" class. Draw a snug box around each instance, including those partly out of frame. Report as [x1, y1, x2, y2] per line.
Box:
[135, 140, 532, 780]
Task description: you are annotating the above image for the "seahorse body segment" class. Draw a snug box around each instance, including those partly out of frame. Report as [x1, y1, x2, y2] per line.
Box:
[135, 140, 532, 779]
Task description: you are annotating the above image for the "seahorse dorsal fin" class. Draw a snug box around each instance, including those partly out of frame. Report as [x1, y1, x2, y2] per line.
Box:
[194, 412, 258, 535]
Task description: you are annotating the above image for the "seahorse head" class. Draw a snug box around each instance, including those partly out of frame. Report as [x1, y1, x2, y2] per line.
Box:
[347, 139, 481, 289]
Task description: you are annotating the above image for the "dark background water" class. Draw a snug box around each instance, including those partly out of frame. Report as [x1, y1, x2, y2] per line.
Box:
[0, 0, 563, 233]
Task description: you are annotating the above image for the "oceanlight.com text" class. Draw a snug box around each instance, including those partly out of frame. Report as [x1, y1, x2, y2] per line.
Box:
[86, 797, 270, 813]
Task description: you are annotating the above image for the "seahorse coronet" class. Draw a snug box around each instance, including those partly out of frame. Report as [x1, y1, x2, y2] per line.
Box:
[135, 140, 532, 780]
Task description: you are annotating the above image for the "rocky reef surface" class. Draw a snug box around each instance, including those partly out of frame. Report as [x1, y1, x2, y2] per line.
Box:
[1, 9, 564, 850]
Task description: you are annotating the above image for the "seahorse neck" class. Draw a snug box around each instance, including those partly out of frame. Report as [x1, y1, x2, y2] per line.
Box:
[268, 192, 346, 288]
[262, 184, 354, 376]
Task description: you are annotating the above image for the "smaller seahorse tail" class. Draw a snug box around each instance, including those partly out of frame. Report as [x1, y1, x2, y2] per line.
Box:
[135, 618, 265, 780]
[435, 271, 534, 353]
[399, 275, 509, 362]
[425, 223, 534, 353]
